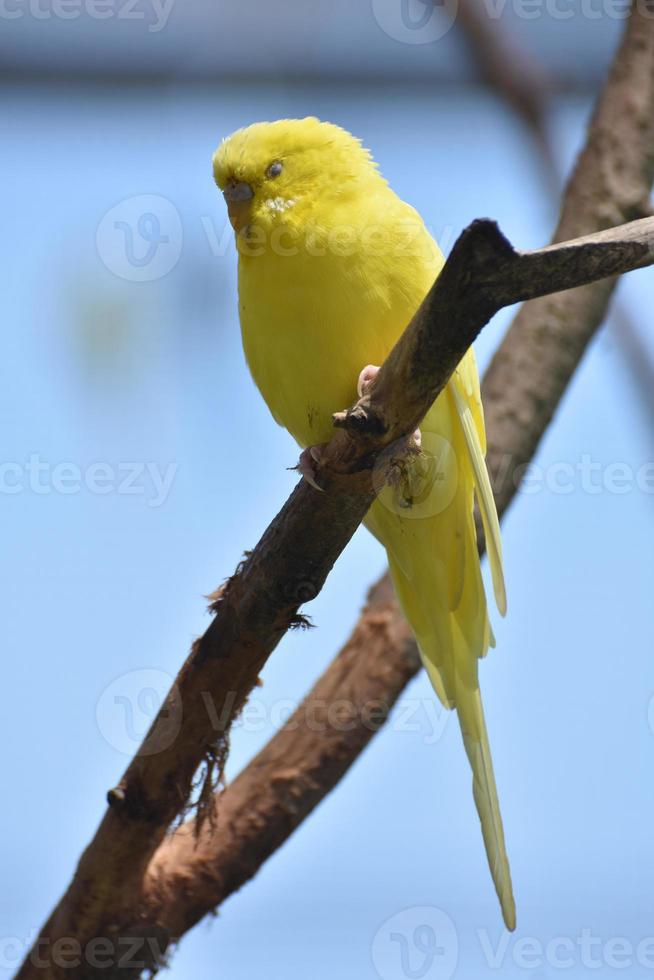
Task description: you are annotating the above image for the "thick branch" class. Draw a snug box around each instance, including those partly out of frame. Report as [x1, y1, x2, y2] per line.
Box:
[145, 574, 418, 940]
[19, 221, 654, 980]
[16, 7, 654, 975]
[127, 2, 654, 966]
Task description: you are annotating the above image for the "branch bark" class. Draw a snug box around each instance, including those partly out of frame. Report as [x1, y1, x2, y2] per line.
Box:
[16, 6, 654, 976]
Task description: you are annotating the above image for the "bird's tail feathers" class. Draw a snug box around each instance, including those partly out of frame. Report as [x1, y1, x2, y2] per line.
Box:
[456, 680, 516, 931]
[387, 550, 516, 931]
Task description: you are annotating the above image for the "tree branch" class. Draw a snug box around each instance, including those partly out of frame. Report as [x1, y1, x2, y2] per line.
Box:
[483, 0, 654, 513]
[443, 0, 559, 186]
[16, 6, 654, 976]
[449, 0, 654, 468]
[126, 3, 654, 969]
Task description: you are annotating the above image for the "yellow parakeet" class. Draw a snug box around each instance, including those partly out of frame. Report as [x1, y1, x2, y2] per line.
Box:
[213, 117, 515, 930]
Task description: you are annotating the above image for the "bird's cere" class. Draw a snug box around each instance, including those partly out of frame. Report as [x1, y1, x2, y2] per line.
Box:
[222, 180, 254, 203]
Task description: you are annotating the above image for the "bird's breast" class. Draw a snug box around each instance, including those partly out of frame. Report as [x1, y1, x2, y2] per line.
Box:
[237, 213, 441, 448]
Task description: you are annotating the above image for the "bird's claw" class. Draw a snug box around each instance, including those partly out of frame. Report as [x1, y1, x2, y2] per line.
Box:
[294, 444, 326, 492]
[295, 362, 422, 494]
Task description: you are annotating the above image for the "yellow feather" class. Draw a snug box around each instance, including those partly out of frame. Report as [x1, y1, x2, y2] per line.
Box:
[450, 369, 507, 617]
[215, 117, 515, 929]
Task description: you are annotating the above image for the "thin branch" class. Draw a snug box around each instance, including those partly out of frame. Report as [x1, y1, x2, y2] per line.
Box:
[443, 0, 559, 187]
[333, 218, 653, 451]
[17, 6, 654, 975]
[483, 4, 654, 512]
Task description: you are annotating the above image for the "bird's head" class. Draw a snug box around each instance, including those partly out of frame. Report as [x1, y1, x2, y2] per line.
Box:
[212, 117, 384, 241]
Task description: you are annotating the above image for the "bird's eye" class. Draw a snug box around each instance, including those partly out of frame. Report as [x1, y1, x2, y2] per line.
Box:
[266, 160, 283, 178]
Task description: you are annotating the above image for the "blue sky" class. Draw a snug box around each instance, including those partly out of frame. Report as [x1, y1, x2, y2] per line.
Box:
[2, 69, 654, 979]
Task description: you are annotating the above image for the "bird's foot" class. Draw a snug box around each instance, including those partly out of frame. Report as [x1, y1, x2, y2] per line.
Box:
[356, 363, 380, 398]
[293, 444, 326, 492]
[357, 364, 421, 448]
[294, 364, 422, 493]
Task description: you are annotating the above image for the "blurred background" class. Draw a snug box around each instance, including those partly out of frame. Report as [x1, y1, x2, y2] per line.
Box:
[2, 2, 654, 978]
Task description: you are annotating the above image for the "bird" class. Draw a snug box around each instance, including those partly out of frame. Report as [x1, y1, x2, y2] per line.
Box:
[213, 117, 515, 930]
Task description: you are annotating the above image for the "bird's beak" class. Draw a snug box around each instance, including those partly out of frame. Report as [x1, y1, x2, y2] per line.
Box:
[223, 180, 254, 232]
